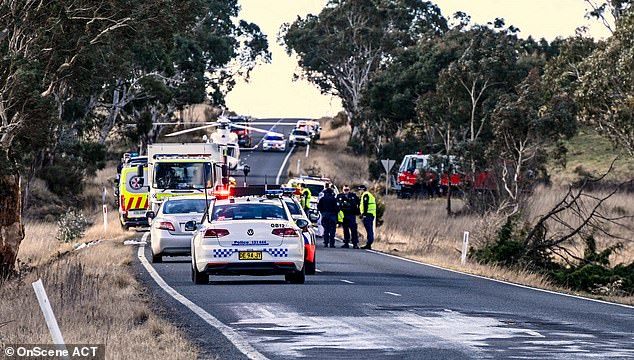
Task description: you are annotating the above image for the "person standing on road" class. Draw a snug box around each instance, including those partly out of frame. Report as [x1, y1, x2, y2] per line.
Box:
[317, 187, 339, 248]
[299, 183, 312, 212]
[336, 185, 360, 248]
[358, 185, 376, 250]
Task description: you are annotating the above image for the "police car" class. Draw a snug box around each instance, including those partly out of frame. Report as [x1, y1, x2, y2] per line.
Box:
[279, 188, 317, 275]
[189, 194, 308, 284]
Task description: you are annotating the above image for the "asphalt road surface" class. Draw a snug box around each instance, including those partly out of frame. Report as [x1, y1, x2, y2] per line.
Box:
[134, 119, 634, 359]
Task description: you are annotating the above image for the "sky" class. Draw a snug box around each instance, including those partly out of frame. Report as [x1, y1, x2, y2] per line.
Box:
[224, 0, 612, 119]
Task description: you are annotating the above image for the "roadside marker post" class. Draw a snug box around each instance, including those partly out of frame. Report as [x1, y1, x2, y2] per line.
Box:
[461, 231, 469, 265]
[305, 144, 310, 158]
[32, 279, 69, 358]
[296, 159, 301, 176]
[102, 187, 108, 232]
[381, 159, 396, 196]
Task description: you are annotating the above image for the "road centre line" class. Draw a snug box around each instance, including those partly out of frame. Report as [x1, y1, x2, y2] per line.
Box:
[367, 250, 634, 310]
[137, 232, 268, 360]
[384, 292, 402, 297]
[340, 279, 355, 284]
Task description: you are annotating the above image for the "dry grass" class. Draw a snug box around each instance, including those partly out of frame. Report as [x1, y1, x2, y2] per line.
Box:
[2, 217, 198, 359]
[287, 118, 369, 185]
[3, 162, 199, 358]
[306, 123, 634, 305]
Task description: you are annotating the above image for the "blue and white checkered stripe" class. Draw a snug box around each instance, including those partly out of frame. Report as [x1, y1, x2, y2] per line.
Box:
[213, 249, 236, 258]
[266, 248, 289, 258]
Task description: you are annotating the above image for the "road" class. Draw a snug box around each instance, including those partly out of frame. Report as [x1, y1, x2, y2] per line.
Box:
[134, 118, 634, 359]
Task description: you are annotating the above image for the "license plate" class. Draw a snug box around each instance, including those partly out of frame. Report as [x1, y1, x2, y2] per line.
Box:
[128, 210, 146, 217]
[239, 251, 262, 260]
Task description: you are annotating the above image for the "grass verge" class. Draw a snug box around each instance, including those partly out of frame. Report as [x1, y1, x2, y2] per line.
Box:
[304, 119, 634, 306]
[1, 207, 198, 359]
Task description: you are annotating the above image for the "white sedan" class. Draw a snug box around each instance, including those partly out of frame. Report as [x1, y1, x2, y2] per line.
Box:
[189, 196, 308, 284]
[148, 196, 209, 263]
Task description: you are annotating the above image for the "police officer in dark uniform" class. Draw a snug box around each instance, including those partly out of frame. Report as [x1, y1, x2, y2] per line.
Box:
[336, 185, 360, 248]
[317, 186, 339, 248]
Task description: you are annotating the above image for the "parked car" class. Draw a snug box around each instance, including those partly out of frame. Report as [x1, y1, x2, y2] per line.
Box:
[289, 129, 311, 146]
[147, 196, 210, 263]
[189, 195, 308, 284]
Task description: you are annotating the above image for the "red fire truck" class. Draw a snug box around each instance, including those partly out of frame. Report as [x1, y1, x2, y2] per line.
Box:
[395, 153, 496, 198]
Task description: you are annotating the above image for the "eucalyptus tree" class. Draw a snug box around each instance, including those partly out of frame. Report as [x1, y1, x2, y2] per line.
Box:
[282, 0, 447, 138]
[576, 11, 634, 155]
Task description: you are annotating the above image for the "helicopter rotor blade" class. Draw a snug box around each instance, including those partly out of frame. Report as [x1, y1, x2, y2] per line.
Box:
[230, 123, 284, 136]
[153, 122, 219, 126]
[165, 124, 219, 137]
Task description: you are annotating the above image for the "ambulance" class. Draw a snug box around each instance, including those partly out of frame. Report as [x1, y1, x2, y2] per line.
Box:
[118, 164, 149, 229]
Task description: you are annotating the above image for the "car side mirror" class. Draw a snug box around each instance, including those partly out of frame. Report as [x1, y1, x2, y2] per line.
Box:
[295, 219, 310, 230]
[146, 211, 156, 219]
[308, 212, 319, 222]
[184, 220, 197, 232]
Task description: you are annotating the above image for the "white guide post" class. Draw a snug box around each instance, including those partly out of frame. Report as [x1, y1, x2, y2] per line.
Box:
[461, 231, 470, 265]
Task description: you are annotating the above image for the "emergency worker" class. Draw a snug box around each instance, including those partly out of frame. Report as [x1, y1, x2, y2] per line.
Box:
[299, 183, 311, 211]
[358, 185, 376, 250]
[336, 185, 360, 248]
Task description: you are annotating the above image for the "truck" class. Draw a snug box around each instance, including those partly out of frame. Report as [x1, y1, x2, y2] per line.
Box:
[118, 163, 149, 230]
[142, 143, 227, 212]
[395, 153, 496, 198]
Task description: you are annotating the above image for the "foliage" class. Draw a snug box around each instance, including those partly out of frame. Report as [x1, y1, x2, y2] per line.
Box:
[55, 209, 91, 243]
[368, 138, 423, 180]
[576, 11, 634, 155]
[282, 0, 447, 136]
[330, 112, 349, 130]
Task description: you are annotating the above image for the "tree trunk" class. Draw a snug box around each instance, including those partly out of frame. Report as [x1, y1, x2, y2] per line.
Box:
[0, 174, 25, 276]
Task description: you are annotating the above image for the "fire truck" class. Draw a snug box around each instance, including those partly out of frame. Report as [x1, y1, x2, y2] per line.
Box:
[395, 153, 496, 198]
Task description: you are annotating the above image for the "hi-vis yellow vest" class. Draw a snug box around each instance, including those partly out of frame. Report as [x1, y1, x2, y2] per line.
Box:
[360, 192, 376, 217]
[301, 188, 311, 209]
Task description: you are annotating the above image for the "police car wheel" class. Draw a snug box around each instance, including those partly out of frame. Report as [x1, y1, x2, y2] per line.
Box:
[285, 266, 305, 284]
[191, 254, 208, 285]
[305, 257, 316, 275]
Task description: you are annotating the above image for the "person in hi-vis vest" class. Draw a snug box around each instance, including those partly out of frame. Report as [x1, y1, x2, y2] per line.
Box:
[357, 185, 376, 250]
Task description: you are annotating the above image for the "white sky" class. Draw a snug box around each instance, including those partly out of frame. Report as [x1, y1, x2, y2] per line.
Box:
[225, 0, 612, 119]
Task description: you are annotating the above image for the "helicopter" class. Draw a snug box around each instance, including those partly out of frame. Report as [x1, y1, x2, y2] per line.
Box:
[152, 115, 297, 169]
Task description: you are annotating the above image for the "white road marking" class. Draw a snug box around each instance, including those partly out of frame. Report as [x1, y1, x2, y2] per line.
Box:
[315, 269, 322, 273]
[136, 232, 268, 360]
[340, 279, 355, 284]
[275, 145, 296, 185]
[366, 250, 634, 310]
[384, 292, 401, 297]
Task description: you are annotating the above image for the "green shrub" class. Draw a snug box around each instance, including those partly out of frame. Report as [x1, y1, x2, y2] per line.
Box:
[330, 111, 348, 129]
[56, 209, 91, 243]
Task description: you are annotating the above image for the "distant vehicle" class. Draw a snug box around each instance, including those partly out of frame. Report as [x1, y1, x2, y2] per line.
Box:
[262, 133, 287, 152]
[147, 196, 210, 263]
[305, 120, 321, 139]
[289, 129, 311, 146]
[284, 176, 338, 238]
[228, 115, 253, 147]
[296, 120, 316, 138]
[189, 195, 308, 284]
[396, 153, 495, 198]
